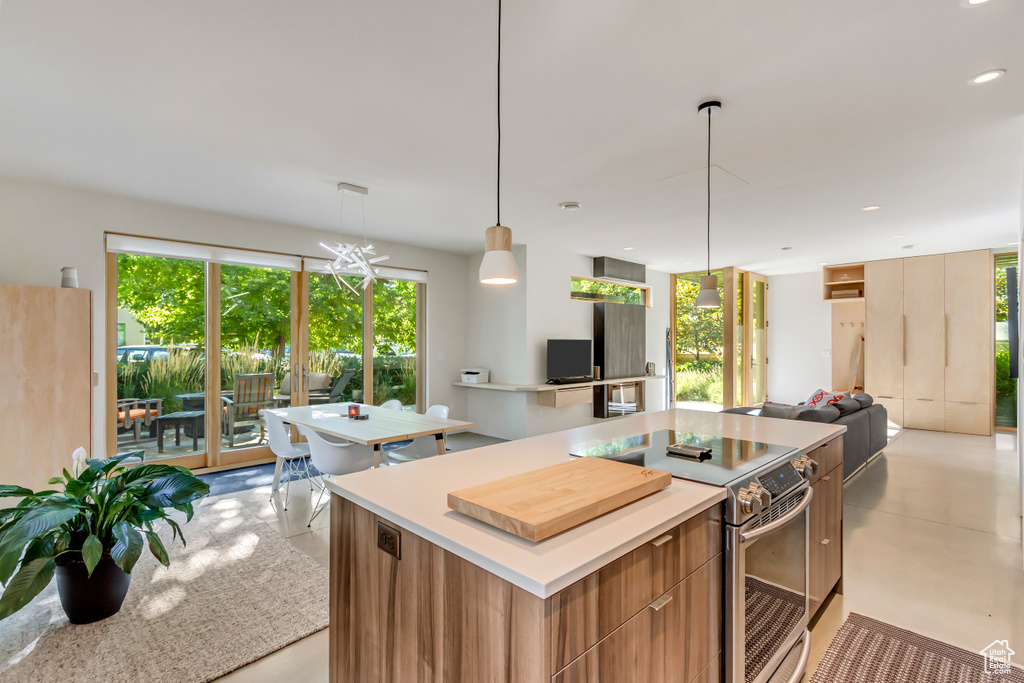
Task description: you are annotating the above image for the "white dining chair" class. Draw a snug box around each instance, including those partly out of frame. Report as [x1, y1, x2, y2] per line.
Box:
[297, 424, 377, 526]
[380, 399, 403, 411]
[386, 404, 450, 465]
[263, 410, 312, 510]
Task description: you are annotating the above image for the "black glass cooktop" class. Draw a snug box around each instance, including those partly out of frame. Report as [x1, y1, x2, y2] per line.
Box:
[569, 430, 798, 487]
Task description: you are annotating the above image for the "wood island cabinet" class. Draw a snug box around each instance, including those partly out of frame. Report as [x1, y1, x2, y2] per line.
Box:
[330, 495, 723, 683]
[806, 437, 844, 617]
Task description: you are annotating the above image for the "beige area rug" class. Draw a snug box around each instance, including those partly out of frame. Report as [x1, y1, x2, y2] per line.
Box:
[0, 497, 329, 682]
[811, 613, 1024, 683]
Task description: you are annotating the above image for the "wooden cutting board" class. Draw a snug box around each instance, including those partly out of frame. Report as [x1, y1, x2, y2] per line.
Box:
[447, 458, 672, 542]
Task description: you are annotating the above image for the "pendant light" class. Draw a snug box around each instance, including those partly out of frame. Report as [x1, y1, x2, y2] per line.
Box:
[695, 100, 722, 309]
[321, 182, 390, 295]
[479, 0, 519, 285]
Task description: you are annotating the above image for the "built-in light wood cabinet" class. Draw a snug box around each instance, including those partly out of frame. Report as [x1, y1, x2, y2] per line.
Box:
[861, 250, 993, 435]
[330, 496, 723, 683]
[864, 259, 904, 427]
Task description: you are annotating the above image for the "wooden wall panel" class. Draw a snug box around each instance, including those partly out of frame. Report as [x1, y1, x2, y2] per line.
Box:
[0, 285, 91, 490]
[830, 300, 865, 393]
[594, 302, 646, 379]
[864, 259, 904, 400]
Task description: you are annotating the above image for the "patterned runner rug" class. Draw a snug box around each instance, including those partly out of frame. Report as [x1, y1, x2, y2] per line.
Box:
[811, 613, 1024, 683]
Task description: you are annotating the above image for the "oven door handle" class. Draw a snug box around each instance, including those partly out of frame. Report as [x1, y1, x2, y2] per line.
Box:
[739, 486, 813, 544]
[784, 630, 812, 683]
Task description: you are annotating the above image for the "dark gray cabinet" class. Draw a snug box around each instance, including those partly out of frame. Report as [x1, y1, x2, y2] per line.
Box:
[594, 302, 645, 379]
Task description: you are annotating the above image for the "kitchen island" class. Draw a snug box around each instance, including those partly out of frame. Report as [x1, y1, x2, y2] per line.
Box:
[324, 408, 845, 683]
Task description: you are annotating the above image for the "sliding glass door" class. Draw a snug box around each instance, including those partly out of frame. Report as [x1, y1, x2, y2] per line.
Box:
[107, 236, 427, 471]
[671, 267, 767, 411]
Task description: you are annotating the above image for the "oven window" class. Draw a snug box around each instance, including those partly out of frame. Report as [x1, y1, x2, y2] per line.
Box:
[742, 506, 807, 683]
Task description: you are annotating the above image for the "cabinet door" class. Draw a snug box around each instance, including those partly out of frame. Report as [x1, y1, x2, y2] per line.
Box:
[553, 556, 722, 683]
[944, 401, 992, 436]
[903, 256, 945, 423]
[944, 251, 993, 409]
[864, 259, 905, 399]
[809, 470, 843, 616]
[904, 398, 945, 432]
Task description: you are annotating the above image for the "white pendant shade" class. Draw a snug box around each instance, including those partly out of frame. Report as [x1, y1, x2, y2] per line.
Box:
[479, 224, 518, 284]
[479, 249, 518, 284]
[695, 274, 722, 308]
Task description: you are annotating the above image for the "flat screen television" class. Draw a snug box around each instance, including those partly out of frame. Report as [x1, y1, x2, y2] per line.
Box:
[547, 339, 593, 380]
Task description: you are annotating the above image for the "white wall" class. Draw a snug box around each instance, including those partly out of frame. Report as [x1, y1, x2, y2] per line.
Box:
[462, 245, 670, 439]
[766, 271, 832, 405]
[0, 176, 469, 457]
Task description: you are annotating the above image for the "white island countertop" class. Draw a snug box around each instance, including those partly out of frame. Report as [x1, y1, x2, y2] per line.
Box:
[325, 408, 845, 598]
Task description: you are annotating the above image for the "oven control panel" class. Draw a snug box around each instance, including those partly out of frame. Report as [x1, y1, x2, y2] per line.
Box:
[757, 461, 804, 499]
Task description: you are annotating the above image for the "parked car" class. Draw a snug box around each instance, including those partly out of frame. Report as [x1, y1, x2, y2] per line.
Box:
[117, 345, 169, 363]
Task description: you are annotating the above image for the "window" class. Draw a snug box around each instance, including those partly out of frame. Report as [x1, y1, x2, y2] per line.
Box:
[570, 276, 649, 306]
[116, 323, 126, 346]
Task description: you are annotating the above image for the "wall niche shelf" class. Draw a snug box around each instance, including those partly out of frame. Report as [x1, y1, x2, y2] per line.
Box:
[822, 263, 866, 302]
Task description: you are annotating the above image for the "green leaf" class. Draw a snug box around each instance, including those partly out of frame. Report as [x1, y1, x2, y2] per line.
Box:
[82, 534, 103, 577]
[143, 531, 169, 567]
[110, 522, 144, 574]
[0, 557, 55, 621]
[165, 518, 185, 547]
[64, 479, 89, 501]
[0, 486, 34, 499]
[0, 503, 78, 560]
[139, 472, 210, 510]
[47, 477, 65, 486]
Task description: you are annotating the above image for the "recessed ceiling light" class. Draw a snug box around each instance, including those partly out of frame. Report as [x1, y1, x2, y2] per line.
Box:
[862, 205, 881, 211]
[893, 234, 907, 239]
[559, 201, 582, 211]
[902, 244, 915, 250]
[781, 246, 793, 251]
[1007, 241, 1019, 246]
[970, 69, 1006, 84]
[965, 0, 992, 6]
[622, 246, 635, 251]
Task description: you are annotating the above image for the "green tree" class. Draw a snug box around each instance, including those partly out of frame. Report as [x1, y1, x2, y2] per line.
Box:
[674, 275, 724, 367]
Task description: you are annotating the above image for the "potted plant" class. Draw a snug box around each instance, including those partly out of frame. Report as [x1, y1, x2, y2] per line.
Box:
[0, 448, 210, 624]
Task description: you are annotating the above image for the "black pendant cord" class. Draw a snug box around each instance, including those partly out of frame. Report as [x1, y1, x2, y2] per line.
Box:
[706, 108, 712, 276]
[496, 0, 502, 227]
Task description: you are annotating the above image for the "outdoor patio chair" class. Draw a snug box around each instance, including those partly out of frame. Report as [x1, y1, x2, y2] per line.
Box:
[309, 368, 357, 405]
[116, 398, 163, 441]
[221, 373, 275, 448]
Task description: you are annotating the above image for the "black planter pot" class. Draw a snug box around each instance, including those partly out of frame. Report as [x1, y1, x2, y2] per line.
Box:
[55, 555, 132, 624]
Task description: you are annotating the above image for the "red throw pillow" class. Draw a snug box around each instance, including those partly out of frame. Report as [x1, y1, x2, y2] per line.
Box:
[805, 389, 846, 408]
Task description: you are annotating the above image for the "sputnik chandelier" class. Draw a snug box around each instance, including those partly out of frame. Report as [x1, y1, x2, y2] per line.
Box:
[320, 182, 389, 295]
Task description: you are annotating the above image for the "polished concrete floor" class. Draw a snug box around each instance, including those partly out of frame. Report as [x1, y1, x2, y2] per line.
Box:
[208, 429, 1022, 681]
[806, 428, 1024, 678]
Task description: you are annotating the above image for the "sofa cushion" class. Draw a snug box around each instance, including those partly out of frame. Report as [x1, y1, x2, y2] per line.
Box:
[796, 405, 840, 423]
[279, 371, 292, 395]
[308, 372, 333, 391]
[852, 393, 874, 408]
[722, 406, 761, 416]
[834, 397, 861, 417]
[761, 402, 804, 419]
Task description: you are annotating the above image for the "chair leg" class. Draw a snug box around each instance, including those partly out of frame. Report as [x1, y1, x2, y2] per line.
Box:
[308, 484, 327, 527]
[284, 461, 292, 510]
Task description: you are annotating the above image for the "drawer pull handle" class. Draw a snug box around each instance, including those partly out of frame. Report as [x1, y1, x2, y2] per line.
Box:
[822, 475, 831, 482]
[651, 534, 673, 548]
[878, 395, 893, 399]
[820, 538, 830, 546]
[648, 594, 673, 612]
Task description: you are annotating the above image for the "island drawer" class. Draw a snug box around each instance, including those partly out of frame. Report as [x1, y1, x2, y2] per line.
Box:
[549, 504, 722, 673]
[552, 554, 722, 683]
[807, 436, 843, 484]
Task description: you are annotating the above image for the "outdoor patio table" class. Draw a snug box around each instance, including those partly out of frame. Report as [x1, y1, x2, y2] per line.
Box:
[153, 410, 205, 453]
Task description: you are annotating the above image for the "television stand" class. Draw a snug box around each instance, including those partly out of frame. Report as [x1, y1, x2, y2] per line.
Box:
[546, 376, 595, 386]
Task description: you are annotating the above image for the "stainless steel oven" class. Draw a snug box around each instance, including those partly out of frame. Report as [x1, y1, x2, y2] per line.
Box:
[725, 475, 814, 683]
[567, 431, 818, 683]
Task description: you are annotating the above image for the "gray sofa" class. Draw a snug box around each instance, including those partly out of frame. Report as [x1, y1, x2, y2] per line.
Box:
[723, 393, 887, 480]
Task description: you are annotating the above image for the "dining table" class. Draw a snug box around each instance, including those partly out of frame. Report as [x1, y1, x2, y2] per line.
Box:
[264, 402, 474, 491]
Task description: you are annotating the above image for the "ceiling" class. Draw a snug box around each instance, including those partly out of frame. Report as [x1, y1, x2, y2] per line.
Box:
[0, 0, 1022, 275]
